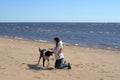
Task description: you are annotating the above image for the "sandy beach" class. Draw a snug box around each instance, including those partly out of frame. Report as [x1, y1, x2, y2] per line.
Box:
[0, 36, 120, 80]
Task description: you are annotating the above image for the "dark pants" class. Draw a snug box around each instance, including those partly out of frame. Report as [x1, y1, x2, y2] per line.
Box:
[55, 58, 68, 69]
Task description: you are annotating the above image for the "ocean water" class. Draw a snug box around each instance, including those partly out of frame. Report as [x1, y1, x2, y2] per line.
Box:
[0, 23, 120, 50]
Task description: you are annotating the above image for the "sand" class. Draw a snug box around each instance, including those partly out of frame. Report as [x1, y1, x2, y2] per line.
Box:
[0, 36, 120, 80]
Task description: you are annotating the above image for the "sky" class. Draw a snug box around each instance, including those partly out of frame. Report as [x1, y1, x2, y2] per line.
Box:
[0, 0, 120, 22]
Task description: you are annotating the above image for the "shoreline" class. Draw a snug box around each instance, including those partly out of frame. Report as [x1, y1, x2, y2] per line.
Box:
[0, 35, 120, 51]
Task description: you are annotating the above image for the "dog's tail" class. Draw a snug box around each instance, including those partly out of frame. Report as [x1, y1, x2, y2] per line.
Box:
[39, 48, 41, 52]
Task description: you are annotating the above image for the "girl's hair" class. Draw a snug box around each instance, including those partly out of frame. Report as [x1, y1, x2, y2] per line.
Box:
[54, 37, 60, 46]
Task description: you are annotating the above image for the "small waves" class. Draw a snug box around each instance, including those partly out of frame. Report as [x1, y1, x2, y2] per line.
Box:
[0, 23, 120, 50]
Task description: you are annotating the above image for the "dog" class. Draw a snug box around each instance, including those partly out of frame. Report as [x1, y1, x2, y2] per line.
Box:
[37, 48, 54, 67]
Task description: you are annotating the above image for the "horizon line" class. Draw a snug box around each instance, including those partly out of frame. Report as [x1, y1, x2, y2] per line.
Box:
[0, 21, 120, 23]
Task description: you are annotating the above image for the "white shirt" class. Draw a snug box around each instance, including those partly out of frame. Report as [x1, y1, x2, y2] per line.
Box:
[53, 41, 64, 60]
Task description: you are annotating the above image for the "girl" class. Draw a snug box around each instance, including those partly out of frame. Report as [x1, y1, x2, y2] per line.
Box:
[53, 37, 71, 69]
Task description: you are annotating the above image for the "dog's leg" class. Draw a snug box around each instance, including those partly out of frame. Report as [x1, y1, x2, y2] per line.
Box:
[37, 55, 42, 65]
[47, 59, 49, 67]
[43, 58, 45, 67]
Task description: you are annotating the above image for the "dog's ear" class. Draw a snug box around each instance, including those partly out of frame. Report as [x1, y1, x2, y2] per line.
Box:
[39, 48, 42, 52]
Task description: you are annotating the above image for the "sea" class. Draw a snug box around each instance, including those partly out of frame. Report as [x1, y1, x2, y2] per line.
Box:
[0, 22, 120, 50]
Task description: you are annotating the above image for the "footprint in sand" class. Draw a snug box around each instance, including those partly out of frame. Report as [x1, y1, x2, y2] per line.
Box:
[116, 74, 120, 76]
[99, 70, 109, 73]
[99, 78, 104, 80]
[0, 68, 6, 70]
[21, 63, 26, 65]
[106, 75, 116, 78]
[8, 56, 14, 59]
[0, 66, 6, 70]
[34, 76, 41, 79]
[76, 76, 80, 79]
[19, 63, 27, 67]
[102, 65, 105, 67]
[91, 63, 99, 68]
[15, 60, 19, 63]
[86, 63, 90, 66]
[8, 55, 20, 62]
[74, 64, 80, 67]
[18, 62, 27, 68]
[8, 56, 19, 62]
